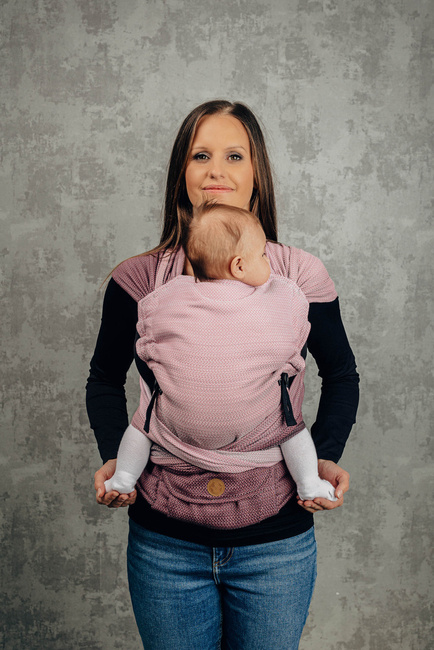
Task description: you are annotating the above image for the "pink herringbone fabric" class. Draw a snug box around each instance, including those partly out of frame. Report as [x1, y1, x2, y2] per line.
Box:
[112, 242, 337, 305]
[132, 274, 309, 466]
[112, 242, 337, 528]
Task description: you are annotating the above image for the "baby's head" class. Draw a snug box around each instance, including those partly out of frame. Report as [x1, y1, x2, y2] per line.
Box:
[184, 201, 271, 286]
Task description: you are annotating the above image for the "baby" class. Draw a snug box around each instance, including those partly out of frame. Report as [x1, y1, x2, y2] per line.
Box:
[105, 202, 336, 503]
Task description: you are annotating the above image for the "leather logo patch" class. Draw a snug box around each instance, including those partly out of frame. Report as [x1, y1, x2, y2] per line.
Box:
[207, 478, 225, 497]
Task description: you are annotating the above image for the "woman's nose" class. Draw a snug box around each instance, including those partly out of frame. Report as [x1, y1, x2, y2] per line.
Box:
[208, 160, 225, 178]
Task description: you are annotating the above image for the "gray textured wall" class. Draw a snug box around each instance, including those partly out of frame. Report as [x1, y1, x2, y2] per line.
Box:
[1, 0, 433, 648]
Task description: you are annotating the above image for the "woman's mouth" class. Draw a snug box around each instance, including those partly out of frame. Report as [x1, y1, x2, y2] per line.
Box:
[202, 185, 234, 193]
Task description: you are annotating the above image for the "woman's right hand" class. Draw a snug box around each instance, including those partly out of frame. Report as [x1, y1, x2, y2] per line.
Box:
[94, 459, 137, 508]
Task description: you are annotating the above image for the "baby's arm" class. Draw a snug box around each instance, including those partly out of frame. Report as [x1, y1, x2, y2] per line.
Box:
[280, 428, 337, 501]
[104, 424, 152, 494]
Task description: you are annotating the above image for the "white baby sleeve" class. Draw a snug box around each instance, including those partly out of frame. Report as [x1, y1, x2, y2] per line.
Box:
[104, 424, 152, 494]
[280, 427, 337, 501]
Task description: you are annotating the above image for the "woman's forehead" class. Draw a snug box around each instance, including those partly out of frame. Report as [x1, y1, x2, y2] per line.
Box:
[192, 114, 250, 147]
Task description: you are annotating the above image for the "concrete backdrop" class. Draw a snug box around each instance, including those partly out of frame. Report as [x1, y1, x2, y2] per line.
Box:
[1, 0, 433, 648]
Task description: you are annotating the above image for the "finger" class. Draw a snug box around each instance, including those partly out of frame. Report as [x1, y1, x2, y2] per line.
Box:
[121, 490, 137, 508]
[335, 473, 350, 498]
[94, 460, 117, 492]
[94, 473, 106, 493]
[108, 497, 131, 508]
[297, 500, 314, 513]
[300, 505, 324, 513]
[99, 490, 120, 506]
[123, 492, 137, 506]
[108, 496, 124, 508]
[297, 499, 325, 513]
[313, 495, 344, 510]
[108, 491, 134, 508]
[95, 485, 107, 503]
[119, 491, 136, 507]
[96, 487, 110, 505]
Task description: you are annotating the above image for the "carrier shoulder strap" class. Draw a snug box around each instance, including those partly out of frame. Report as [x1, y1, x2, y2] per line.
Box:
[154, 249, 176, 290]
[144, 249, 178, 432]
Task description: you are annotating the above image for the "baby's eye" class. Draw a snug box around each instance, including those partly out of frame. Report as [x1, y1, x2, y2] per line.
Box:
[228, 153, 243, 161]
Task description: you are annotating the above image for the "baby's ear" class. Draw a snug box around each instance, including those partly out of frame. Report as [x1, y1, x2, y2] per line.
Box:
[230, 255, 245, 280]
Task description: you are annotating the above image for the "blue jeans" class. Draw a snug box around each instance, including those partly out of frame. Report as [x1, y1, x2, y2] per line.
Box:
[127, 520, 317, 649]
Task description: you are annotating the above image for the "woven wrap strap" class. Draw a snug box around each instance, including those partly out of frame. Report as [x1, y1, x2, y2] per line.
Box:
[146, 408, 283, 473]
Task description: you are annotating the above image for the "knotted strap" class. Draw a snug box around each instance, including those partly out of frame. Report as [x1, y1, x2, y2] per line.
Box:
[144, 407, 284, 473]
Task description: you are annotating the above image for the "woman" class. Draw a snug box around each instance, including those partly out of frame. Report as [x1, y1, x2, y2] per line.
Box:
[86, 100, 359, 649]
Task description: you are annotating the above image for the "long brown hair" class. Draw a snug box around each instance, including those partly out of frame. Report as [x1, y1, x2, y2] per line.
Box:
[156, 100, 277, 254]
[107, 101, 277, 282]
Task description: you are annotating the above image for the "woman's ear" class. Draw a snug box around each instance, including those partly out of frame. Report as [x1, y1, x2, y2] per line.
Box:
[229, 255, 245, 280]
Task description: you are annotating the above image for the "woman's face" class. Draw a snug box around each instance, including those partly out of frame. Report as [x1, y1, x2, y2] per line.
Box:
[185, 114, 255, 211]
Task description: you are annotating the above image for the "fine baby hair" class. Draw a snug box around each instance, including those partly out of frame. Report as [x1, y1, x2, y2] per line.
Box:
[184, 201, 263, 282]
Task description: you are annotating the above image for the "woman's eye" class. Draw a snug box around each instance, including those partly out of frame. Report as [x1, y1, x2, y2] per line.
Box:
[228, 153, 242, 161]
[193, 153, 209, 161]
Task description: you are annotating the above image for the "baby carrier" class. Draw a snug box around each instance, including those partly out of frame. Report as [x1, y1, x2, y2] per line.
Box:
[131, 253, 311, 529]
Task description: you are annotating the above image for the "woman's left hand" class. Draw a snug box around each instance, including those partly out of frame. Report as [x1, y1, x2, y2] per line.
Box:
[297, 459, 350, 513]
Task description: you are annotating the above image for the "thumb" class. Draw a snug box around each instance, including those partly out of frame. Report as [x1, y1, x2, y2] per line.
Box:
[94, 468, 107, 493]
